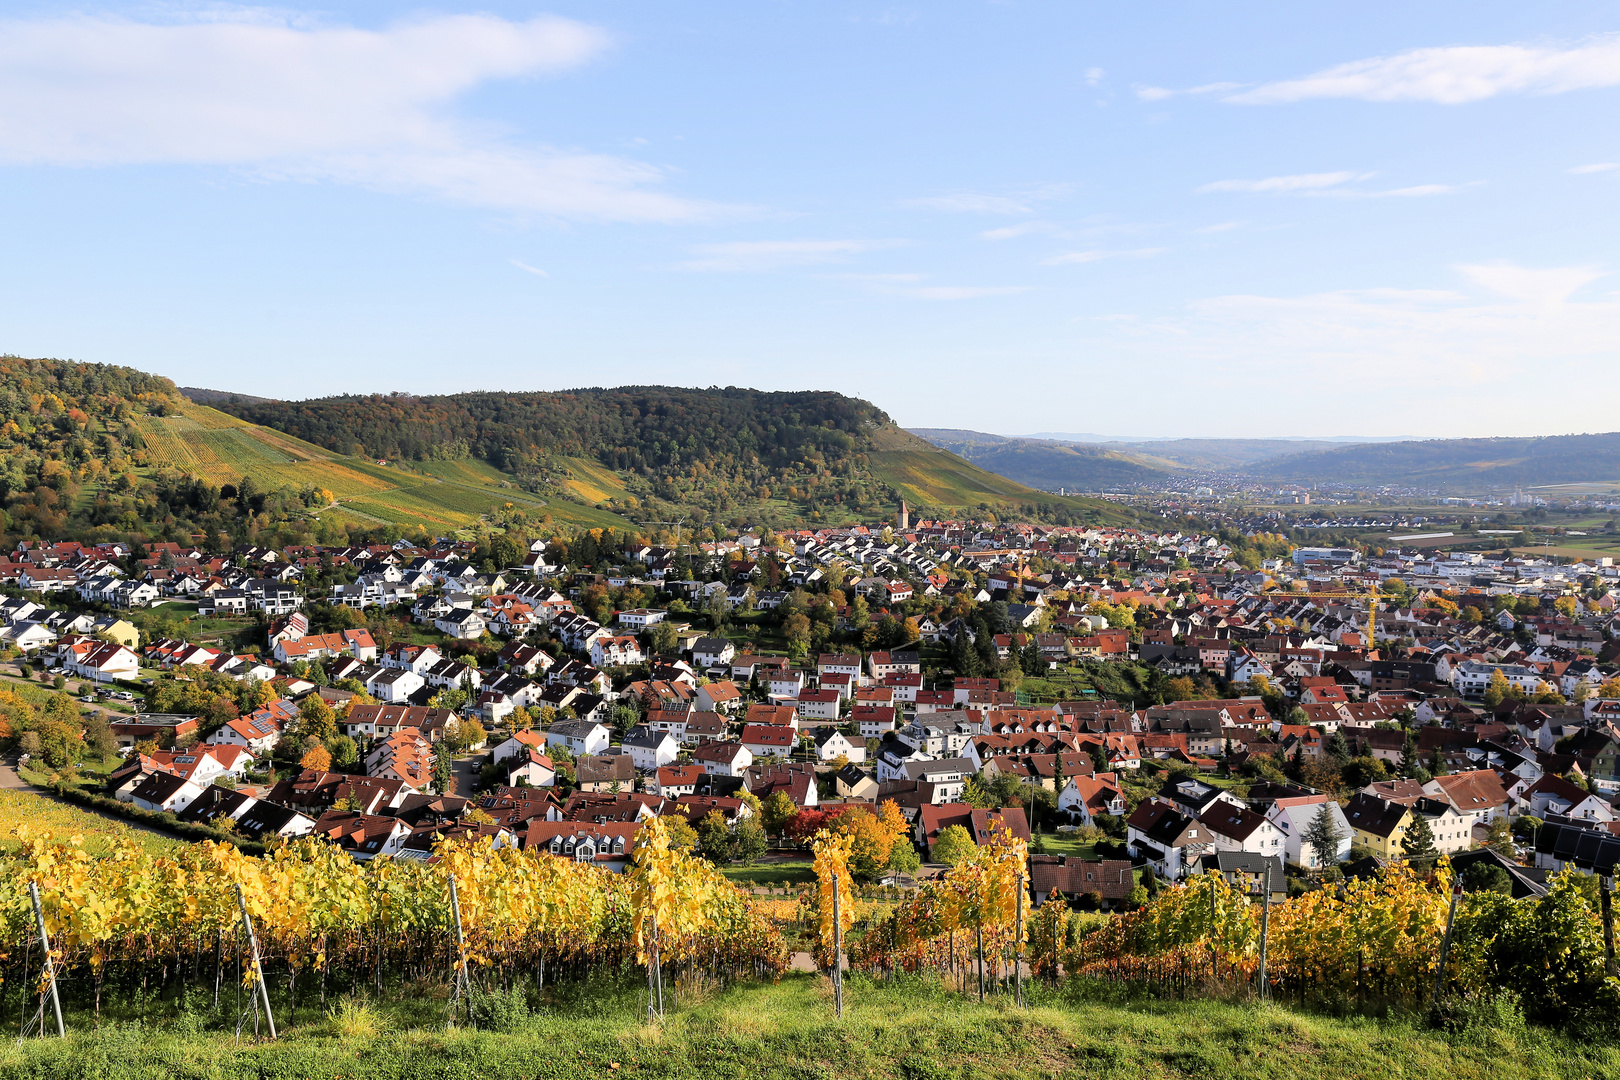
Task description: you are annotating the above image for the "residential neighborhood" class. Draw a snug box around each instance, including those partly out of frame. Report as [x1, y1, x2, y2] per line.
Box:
[1, 513, 1617, 905]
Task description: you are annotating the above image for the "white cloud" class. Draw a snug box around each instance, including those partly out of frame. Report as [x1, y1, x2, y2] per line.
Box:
[1571, 162, 1620, 174]
[1085, 68, 1105, 86]
[0, 10, 730, 222]
[903, 286, 1032, 300]
[900, 193, 1033, 214]
[1043, 248, 1166, 265]
[1134, 81, 1243, 101]
[1198, 171, 1369, 194]
[1196, 172, 1469, 198]
[509, 259, 548, 277]
[1075, 263, 1620, 421]
[1195, 221, 1246, 233]
[980, 221, 1056, 240]
[1227, 35, 1620, 105]
[1456, 261, 1603, 306]
[900, 184, 1072, 215]
[677, 239, 900, 272]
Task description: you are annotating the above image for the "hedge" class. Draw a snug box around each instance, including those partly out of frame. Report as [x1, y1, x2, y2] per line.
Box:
[52, 785, 269, 857]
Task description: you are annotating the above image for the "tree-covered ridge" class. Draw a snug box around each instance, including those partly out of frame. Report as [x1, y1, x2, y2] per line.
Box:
[220, 387, 887, 473]
[0, 356, 190, 533]
[216, 386, 910, 520]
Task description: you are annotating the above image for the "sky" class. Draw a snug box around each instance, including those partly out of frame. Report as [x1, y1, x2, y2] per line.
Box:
[2, 2, 1619, 438]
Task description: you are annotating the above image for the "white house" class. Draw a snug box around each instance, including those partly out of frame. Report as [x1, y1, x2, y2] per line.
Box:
[1198, 802, 1286, 857]
[694, 740, 753, 776]
[367, 667, 425, 704]
[64, 641, 140, 683]
[1265, 795, 1353, 869]
[812, 729, 866, 764]
[128, 771, 206, 814]
[1057, 773, 1126, 826]
[620, 726, 680, 771]
[793, 689, 841, 721]
[590, 635, 644, 668]
[546, 720, 611, 757]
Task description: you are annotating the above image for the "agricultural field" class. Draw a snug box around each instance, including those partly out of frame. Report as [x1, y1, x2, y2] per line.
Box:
[554, 456, 636, 505]
[0, 788, 180, 859]
[133, 402, 632, 532]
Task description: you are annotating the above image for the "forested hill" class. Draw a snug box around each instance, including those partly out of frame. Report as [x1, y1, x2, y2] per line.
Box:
[215, 388, 883, 475]
[211, 387, 1138, 526]
[0, 356, 189, 533]
[1250, 432, 1620, 489]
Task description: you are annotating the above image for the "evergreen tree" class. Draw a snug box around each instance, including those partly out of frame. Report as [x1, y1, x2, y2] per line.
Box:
[1300, 801, 1346, 871]
[1396, 726, 1421, 779]
[1325, 729, 1350, 763]
[1400, 812, 1441, 869]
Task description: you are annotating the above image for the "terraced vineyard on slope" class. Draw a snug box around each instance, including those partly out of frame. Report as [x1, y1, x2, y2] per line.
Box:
[136, 402, 631, 532]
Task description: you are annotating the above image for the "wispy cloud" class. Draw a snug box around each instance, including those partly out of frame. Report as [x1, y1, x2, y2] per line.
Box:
[903, 285, 1032, 300]
[0, 10, 734, 222]
[1195, 221, 1247, 233]
[1043, 248, 1165, 265]
[1084, 68, 1105, 86]
[509, 259, 549, 276]
[1226, 35, 1620, 105]
[900, 184, 1072, 215]
[1074, 263, 1620, 426]
[1198, 171, 1370, 194]
[677, 239, 900, 272]
[1135, 81, 1244, 101]
[1197, 172, 1471, 198]
[1571, 162, 1620, 174]
[980, 221, 1057, 241]
[900, 193, 1033, 214]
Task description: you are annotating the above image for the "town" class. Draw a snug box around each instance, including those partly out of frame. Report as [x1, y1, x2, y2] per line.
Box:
[4, 508, 1615, 903]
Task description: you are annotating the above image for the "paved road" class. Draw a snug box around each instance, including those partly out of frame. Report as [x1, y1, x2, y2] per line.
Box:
[449, 754, 481, 798]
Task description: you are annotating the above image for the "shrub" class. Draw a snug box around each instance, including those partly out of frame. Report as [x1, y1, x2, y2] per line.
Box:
[468, 983, 531, 1032]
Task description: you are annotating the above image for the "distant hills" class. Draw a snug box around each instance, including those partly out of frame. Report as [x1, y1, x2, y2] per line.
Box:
[908, 429, 1362, 491]
[913, 427, 1620, 493]
[1250, 433, 1620, 490]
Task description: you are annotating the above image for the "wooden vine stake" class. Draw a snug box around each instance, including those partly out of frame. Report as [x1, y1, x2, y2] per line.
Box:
[24, 881, 64, 1039]
[234, 883, 276, 1040]
[447, 875, 471, 1030]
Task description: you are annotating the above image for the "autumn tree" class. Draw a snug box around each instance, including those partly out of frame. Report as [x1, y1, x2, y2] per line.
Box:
[930, 824, 975, 866]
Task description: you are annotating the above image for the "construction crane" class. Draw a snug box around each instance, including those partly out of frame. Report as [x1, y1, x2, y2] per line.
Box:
[637, 519, 687, 550]
[1257, 588, 1386, 649]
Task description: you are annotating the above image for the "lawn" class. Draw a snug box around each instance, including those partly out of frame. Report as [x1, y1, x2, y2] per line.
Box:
[0, 968, 1608, 1080]
[721, 858, 815, 887]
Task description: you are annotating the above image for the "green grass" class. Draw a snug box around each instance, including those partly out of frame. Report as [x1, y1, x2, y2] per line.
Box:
[0, 972, 1609, 1079]
[721, 859, 814, 886]
[1040, 833, 1102, 860]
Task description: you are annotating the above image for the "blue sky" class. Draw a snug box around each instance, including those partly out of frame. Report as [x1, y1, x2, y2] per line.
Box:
[2, 2, 1619, 438]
